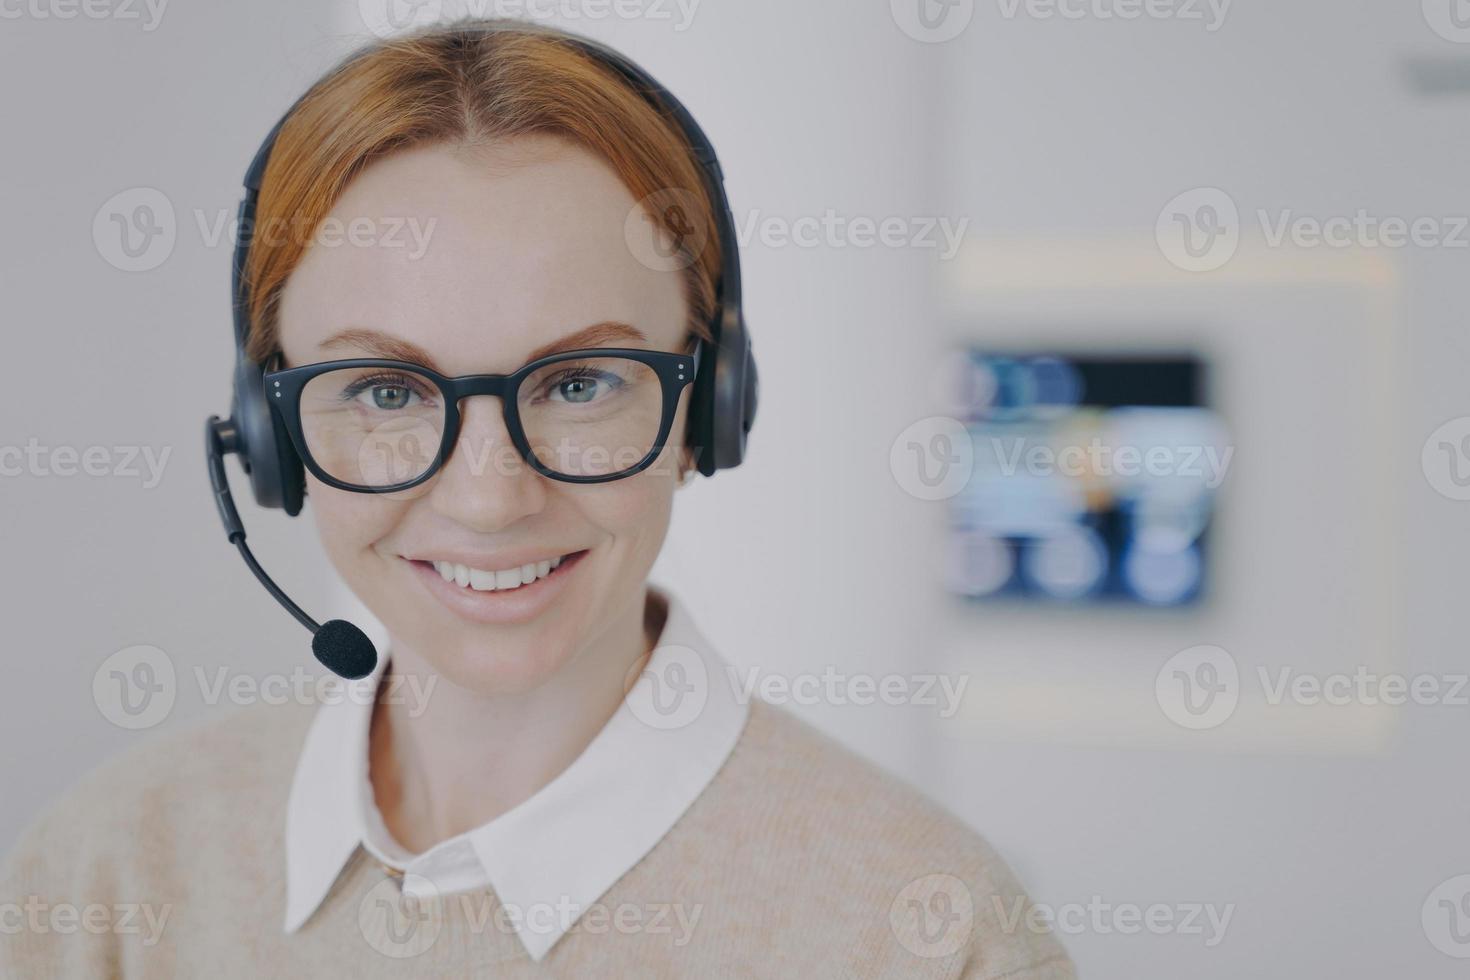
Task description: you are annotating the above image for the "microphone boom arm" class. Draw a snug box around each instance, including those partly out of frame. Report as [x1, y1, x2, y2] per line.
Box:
[205, 417, 332, 643]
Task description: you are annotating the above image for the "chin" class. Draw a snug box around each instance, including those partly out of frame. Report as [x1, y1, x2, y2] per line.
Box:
[428, 626, 582, 696]
[370, 603, 584, 696]
[340, 543, 601, 695]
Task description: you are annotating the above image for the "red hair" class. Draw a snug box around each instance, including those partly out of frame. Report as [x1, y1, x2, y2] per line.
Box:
[243, 19, 720, 363]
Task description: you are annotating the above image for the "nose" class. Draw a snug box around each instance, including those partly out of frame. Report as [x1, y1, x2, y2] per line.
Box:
[426, 395, 547, 533]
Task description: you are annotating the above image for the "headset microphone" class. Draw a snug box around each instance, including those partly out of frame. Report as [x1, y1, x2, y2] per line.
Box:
[207, 417, 379, 680]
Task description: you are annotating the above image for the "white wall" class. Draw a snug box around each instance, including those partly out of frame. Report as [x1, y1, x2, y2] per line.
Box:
[920, 3, 1470, 978]
[0, 0, 361, 843]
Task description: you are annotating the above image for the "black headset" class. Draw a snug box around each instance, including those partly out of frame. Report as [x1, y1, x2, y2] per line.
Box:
[217, 21, 757, 516]
[206, 22, 758, 678]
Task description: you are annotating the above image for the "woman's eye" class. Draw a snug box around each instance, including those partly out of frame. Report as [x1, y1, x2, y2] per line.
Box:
[542, 369, 624, 405]
[555, 376, 602, 404]
[348, 382, 424, 410]
[367, 385, 414, 410]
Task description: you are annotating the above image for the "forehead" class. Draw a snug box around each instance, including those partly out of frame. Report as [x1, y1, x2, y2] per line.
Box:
[276, 136, 687, 374]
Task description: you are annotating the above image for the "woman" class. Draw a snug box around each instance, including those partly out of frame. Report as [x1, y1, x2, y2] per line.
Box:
[1, 20, 1074, 978]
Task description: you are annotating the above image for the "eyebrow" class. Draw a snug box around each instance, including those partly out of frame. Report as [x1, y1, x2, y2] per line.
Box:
[317, 321, 651, 373]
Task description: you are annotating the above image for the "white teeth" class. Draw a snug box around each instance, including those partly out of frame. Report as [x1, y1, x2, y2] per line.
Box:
[430, 555, 570, 592]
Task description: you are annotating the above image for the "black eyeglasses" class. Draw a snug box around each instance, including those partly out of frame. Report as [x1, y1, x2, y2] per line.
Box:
[263, 341, 701, 490]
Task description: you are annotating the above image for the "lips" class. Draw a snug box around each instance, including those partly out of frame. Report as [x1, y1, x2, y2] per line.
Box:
[406, 549, 590, 626]
[429, 554, 570, 592]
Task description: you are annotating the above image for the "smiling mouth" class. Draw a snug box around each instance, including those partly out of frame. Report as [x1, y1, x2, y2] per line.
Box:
[411, 550, 589, 593]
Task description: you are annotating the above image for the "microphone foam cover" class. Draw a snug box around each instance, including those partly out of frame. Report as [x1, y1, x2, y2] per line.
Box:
[312, 619, 378, 680]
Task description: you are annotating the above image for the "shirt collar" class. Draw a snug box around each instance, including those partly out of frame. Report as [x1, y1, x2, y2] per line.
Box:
[283, 583, 749, 962]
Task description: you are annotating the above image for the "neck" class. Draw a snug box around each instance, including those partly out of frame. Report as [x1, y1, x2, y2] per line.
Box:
[369, 585, 664, 854]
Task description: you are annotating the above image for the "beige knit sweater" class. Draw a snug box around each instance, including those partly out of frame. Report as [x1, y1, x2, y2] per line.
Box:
[1, 697, 1075, 978]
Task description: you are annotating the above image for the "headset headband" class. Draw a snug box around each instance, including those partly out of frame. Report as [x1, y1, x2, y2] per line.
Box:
[225, 20, 755, 509]
[232, 23, 740, 356]
[209, 22, 756, 676]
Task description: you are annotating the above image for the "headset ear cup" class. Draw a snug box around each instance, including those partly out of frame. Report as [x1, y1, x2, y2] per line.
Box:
[273, 408, 305, 516]
[689, 310, 757, 477]
[741, 342, 758, 442]
[231, 358, 304, 516]
[688, 337, 719, 477]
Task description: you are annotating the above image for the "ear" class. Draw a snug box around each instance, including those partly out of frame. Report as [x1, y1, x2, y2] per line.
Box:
[674, 446, 698, 488]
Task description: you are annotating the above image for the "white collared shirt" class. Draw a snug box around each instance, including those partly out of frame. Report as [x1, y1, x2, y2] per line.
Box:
[283, 583, 750, 962]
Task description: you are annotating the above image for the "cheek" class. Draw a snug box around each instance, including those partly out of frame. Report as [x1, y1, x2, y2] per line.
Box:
[305, 476, 407, 566]
[574, 469, 676, 552]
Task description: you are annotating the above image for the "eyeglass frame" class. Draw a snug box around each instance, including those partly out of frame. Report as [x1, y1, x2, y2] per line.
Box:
[262, 339, 703, 491]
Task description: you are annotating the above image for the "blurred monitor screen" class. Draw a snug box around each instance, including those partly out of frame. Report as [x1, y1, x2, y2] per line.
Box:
[945, 351, 1227, 607]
